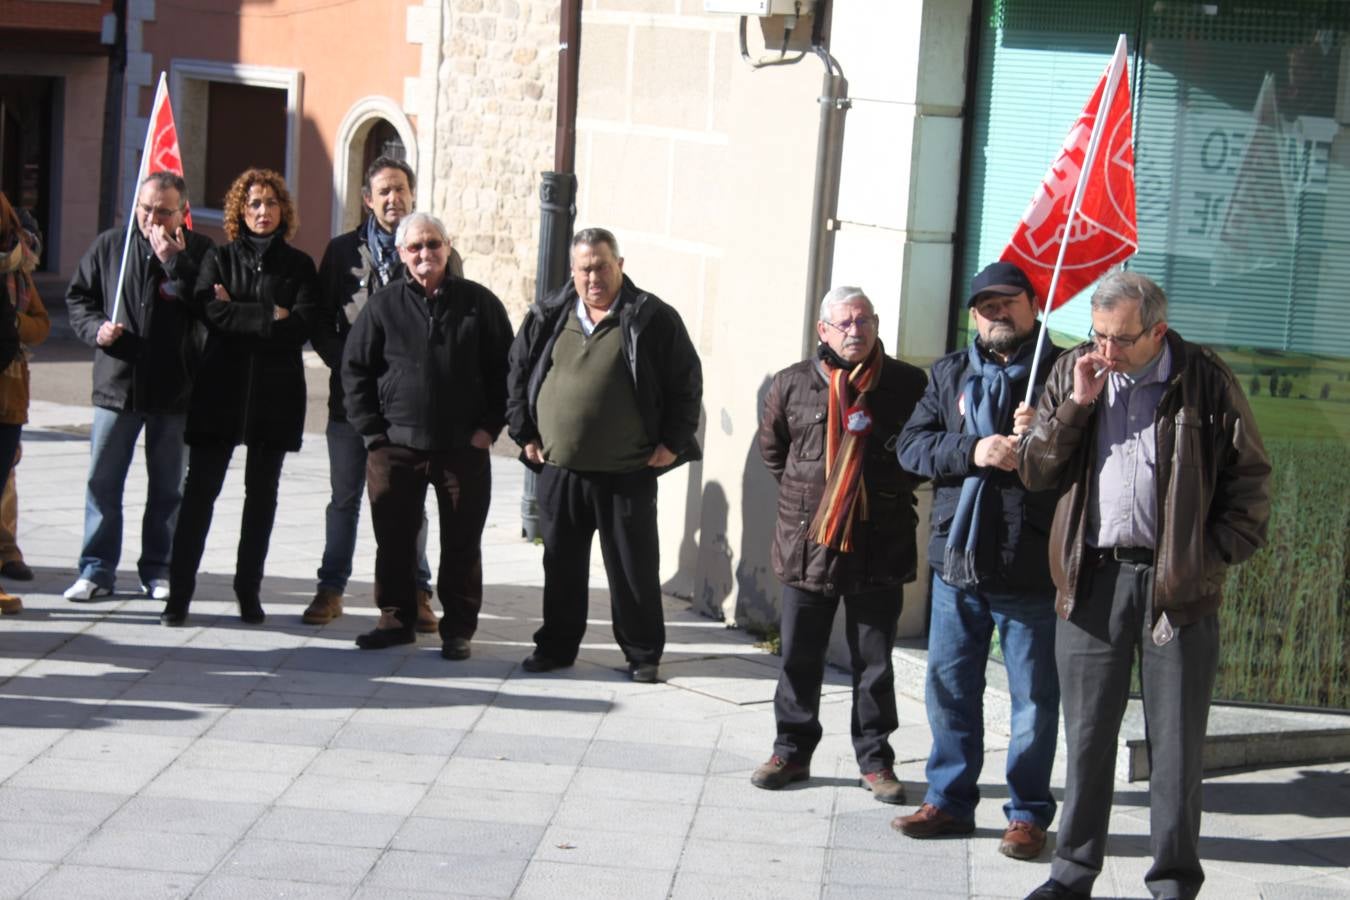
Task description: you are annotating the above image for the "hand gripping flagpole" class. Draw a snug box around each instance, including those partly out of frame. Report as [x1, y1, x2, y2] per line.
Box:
[1023, 35, 1131, 407]
[108, 73, 169, 325]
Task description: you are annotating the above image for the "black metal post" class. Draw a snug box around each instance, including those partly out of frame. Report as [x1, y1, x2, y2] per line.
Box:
[520, 171, 577, 540]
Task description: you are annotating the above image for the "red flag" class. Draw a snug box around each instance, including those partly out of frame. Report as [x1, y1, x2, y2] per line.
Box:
[1000, 39, 1137, 310]
[144, 76, 193, 229]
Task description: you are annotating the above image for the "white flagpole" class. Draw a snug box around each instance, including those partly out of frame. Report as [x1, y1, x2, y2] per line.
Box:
[109, 72, 168, 325]
[1023, 34, 1131, 406]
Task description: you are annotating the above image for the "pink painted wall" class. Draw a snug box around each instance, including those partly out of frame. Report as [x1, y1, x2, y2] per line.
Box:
[140, 0, 421, 260]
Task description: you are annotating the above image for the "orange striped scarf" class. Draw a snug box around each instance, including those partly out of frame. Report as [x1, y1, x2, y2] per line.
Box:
[809, 342, 883, 552]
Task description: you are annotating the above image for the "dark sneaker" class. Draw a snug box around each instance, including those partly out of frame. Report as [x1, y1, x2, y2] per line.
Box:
[1, 560, 33, 581]
[750, 755, 809, 790]
[521, 653, 572, 673]
[302, 588, 343, 625]
[628, 662, 658, 683]
[441, 637, 471, 660]
[1000, 820, 1048, 860]
[237, 592, 266, 625]
[356, 610, 415, 650]
[416, 589, 438, 634]
[861, 768, 907, 804]
[890, 803, 975, 838]
[1025, 879, 1089, 899]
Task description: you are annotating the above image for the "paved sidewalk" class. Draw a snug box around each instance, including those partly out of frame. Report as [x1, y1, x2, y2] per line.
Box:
[1, 403, 1347, 899]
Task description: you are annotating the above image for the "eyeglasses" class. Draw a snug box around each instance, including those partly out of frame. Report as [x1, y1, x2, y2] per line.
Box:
[1088, 326, 1152, 349]
[822, 315, 877, 334]
[137, 203, 180, 218]
[404, 240, 444, 253]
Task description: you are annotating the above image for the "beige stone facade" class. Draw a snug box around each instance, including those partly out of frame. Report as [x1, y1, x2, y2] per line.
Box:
[434, 0, 560, 319]
[570, 1, 974, 637]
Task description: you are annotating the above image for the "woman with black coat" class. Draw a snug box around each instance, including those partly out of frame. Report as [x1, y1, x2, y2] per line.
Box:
[161, 168, 318, 626]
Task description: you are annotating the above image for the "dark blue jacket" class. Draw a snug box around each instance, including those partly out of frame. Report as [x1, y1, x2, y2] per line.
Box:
[897, 339, 1061, 594]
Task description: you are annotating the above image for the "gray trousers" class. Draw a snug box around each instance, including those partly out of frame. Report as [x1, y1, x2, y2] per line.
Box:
[1051, 557, 1219, 900]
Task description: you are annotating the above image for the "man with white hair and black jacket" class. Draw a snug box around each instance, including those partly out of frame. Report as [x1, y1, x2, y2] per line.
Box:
[342, 212, 513, 659]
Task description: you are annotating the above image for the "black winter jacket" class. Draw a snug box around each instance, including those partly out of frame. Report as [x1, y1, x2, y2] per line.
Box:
[65, 226, 213, 413]
[342, 275, 513, 451]
[760, 354, 927, 596]
[506, 275, 703, 470]
[0, 279, 16, 373]
[897, 339, 1062, 594]
[186, 236, 318, 450]
[312, 228, 470, 423]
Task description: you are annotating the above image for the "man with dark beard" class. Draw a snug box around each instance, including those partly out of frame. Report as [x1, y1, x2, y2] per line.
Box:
[892, 262, 1063, 861]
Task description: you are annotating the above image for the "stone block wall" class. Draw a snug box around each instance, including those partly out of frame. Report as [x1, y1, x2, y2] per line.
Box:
[435, 0, 560, 321]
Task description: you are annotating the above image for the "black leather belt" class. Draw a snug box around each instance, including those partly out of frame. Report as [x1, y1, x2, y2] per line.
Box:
[1090, 545, 1154, 565]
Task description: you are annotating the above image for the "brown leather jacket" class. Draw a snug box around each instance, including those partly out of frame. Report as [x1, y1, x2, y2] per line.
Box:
[759, 353, 927, 596]
[1017, 330, 1271, 626]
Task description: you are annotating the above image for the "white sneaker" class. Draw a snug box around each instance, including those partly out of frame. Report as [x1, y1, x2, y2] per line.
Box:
[64, 578, 113, 602]
[142, 579, 171, 601]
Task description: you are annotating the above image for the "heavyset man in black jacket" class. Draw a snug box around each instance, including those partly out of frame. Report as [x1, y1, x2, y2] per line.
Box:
[343, 213, 513, 658]
[893, 262, 1062, 861]
[64, 172, 213, 602]
[506, 227, 702, 683]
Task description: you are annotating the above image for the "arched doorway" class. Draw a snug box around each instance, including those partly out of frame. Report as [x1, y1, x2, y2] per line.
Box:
[332, 98, 417, 236]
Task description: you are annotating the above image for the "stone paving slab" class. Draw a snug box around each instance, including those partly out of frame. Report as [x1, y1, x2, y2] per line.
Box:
[1, 409, 1347, 898]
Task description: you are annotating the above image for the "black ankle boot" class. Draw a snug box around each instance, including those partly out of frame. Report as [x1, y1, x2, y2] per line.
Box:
[238, 592, 265, 625]
[160, 598, 188, 627]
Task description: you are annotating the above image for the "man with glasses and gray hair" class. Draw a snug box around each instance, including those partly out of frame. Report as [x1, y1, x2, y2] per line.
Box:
[1016, 270, 1271, 900]
[750, 285, 926, 804]
[64, 171, 213, 602]
[342, 212, 513, 659]
[304, 156, 455, 632]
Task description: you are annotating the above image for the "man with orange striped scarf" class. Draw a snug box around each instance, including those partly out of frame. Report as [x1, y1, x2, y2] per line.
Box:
[752, 286, 926, 804]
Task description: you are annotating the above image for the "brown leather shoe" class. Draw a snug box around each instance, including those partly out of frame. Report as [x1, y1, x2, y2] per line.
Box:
[890, 803, 975, 838]
[750, 755, 809, 790]
[999, 819, 1047, 860]
[416, 589, 438, 634]
[860, 768, 907, 805]
[302, 588, 343, 625]
[0, 590, 21, 615]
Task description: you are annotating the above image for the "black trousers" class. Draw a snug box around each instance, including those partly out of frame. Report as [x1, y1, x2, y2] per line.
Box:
[169, 441, 286, 605]
[772, 584, 902, 773]
[534, 464, 663, 666]
[1051, 558, 1219, 900]
[366, 444, 491, 639]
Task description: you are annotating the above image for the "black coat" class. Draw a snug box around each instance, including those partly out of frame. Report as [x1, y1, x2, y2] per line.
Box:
[312, 227, 469, 423]
[65, 226, 213, 413]
[0, 278, 16, 373]
[759, 355, 927, 595]
[186, 236, 318, 451]
[342, 275, 513, 451]
[506, 275, 703, 470]
[897, 340, 1062, 594]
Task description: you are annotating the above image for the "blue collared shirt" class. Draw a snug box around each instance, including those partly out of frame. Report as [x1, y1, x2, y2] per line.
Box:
[1088, 341, 1172, 549]
[574, 294, 620, 336]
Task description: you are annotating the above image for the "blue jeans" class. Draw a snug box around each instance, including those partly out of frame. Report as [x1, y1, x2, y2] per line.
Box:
[317, 418, 431, 594]
[77, 407, 186, 590]
[923, 571, 1060, 828]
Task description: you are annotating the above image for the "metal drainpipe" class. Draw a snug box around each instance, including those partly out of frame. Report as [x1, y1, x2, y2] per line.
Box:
[801, 61, 849, 359]
[521, 0, 582, 541]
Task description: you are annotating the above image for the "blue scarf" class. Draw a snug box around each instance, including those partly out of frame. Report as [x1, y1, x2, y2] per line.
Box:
[364, 216, 398, 286]
[942, 338, 1052, 589]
